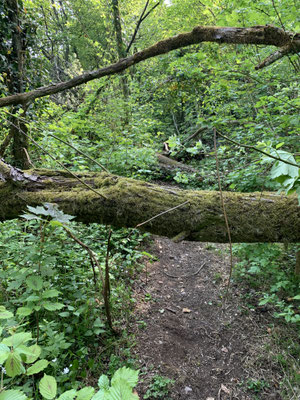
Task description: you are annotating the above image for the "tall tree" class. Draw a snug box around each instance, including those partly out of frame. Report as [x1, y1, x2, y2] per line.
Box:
[0, 0, 30, 168]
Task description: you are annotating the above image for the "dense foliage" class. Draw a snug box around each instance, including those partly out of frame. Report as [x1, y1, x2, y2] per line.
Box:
[0, 0, 299, 398]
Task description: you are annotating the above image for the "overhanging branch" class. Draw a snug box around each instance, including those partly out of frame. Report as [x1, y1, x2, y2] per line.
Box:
[0, 25, 298, 108]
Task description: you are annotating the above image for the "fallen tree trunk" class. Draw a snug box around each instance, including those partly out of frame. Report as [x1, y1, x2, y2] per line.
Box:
[156, 153, 201, 176]
[0, 169, 299, 243]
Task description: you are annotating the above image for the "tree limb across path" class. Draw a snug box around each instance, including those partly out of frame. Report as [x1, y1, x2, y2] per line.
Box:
[0, 168, 299, 243]
[0, 25, 299, 108]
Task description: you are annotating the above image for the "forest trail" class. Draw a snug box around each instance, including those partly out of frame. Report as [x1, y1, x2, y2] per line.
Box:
[133, 237, 284, 400]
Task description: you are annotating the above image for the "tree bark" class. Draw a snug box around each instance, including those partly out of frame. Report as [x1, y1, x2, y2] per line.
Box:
[156, 153, 201, 175]
[0, 169, 299, 243]
[0, 25, 298, 108]
[5, 0, 30, 168]
[111, 0, 129, 123]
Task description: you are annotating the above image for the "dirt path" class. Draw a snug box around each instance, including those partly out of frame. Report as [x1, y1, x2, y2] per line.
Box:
[133, 236, 285, 400]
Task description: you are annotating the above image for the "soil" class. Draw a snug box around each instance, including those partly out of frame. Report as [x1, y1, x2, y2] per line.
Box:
[133, 236, 288, 400]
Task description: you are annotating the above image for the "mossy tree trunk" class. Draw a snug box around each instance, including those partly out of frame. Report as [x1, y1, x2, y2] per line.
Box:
[0, 169, 299, 243]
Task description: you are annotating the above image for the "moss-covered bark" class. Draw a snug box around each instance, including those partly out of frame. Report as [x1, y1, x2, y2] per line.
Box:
[0, 169, 299, 243]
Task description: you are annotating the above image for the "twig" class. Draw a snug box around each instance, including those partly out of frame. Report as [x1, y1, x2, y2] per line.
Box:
[126, 1, 160, 53]
[163, 262, 206, 278]
[23, 147, 34, 168]
[214, 128, 233, 298]
[104, 229, 114, 331]
[63, 227, 103, 286]
[271, 0, 285, 31]
[135, 200, 189, 229]
[217, 130, 299, 168]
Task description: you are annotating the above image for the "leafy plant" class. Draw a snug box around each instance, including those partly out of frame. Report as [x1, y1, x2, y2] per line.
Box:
[144, 375, 174, 399]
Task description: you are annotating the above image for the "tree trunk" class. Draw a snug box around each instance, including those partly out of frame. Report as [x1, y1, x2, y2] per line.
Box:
[6, 0, 30, 168]
[111, 0, 129, 124]
[0, 169, 299, 243]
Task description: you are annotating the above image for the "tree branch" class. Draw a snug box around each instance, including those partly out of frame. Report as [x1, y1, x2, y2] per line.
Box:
[0, 25, 298, 108]
[217, 131, 299, 168]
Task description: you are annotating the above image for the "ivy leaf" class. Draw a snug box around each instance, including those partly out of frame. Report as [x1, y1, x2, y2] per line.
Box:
[39, 374, 57, 399]
[0, 389, 27, 400]
[26, 359, 49, 375]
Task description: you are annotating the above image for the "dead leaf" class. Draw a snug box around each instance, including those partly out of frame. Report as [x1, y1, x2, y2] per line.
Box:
[182, 308, 192, 313]
[221, 384, 230, 394]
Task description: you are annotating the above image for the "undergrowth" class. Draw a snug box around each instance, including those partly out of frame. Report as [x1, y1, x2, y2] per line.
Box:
[0, 210, 148, 397]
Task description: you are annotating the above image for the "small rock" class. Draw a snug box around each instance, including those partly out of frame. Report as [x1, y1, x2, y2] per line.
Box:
[184, 386, 192, 394]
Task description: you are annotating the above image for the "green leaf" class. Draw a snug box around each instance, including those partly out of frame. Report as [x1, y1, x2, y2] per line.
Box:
[16, 307, 33, 317]
[111, 367, 139, 389]
[42, 302, 64, 311]
[0, 389, 27, 400]
[15, 345, 39, 357]
[76, 387, 95, 400]
[21, 213, 42, 221]
[98, 375, 109, 390]
[42, 289, 60, 299]
[25, 344, 41, 364]
[292, 294, 300, 300]
[2, 332, 32, 348]
[5, 352, 24, 377]
[57, 390, 77, 400]
[0, 343, 10, 364]
[0, 306, 13, 320]
[39, 374, 57, 399]
[108, 383, 138, 400]
[26, 359, 49, 375]
[91, 391, 107, 400]
[26, 275, 43, 291]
